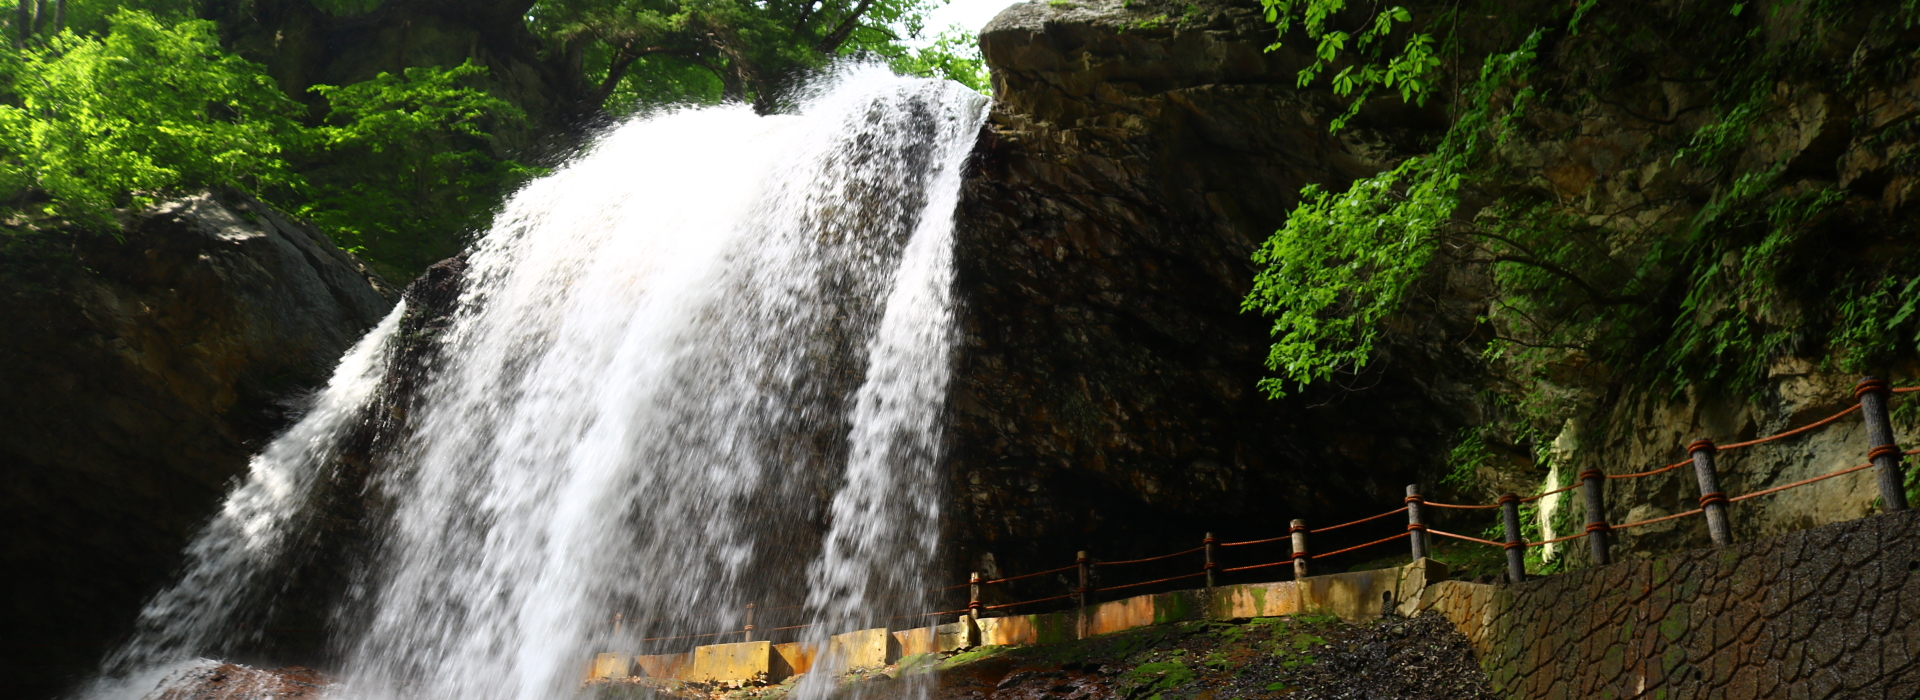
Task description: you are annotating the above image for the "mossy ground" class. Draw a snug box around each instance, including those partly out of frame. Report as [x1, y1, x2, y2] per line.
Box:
[925, 612, 1495, 700]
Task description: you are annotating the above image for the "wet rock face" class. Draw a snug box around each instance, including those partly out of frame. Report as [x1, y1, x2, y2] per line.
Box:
[150, 664, 327, 700]
[0, 192, 394, 698]
[946, 0, 1480, 584]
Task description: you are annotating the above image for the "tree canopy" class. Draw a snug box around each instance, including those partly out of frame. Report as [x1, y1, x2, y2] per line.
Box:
[0, 0, 989, 279]
[532, 0, 986, 113]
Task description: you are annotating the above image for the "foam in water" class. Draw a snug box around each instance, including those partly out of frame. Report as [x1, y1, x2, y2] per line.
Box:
[85, 67, 987, 700]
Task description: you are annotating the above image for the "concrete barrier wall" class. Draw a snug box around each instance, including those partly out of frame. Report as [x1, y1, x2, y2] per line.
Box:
[1411, 509, 1920, 699]
[592, 562, 1451, 684]
[688, 641, 770, 682]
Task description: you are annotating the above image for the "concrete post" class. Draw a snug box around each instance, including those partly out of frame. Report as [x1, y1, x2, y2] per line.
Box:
[1405, 485, 1429, 561]
[742, 603, 755, 642]
[1687, 439, 1733, 545]
[1580, 469, 1610, 566]
[1203, 532, 1217, 588]
[1858, 377, 1910, 512]
[1498, 494, 1526, 584]
[1290, 519, 1309, 579]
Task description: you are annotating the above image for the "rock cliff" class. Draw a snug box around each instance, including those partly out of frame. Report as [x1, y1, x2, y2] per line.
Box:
[944, 0, 1484, 592]
[0, 192, 395, 699]
[945, 0, 1920, 591]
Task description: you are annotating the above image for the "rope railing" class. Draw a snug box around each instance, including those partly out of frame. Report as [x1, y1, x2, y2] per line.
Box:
[597, 380, 1917, 663]
[1396, 379, 1915, 586]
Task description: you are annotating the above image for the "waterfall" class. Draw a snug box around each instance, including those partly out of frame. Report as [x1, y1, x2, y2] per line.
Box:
[85, 67, 988, 700]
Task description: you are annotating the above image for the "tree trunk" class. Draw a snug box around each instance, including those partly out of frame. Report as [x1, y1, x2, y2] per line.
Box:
[16, 0, 32, 48]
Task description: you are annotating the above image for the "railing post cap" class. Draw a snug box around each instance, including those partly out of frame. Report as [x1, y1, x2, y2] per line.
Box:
[1498, 493, 1521, 505]
[1405, 484, 1421, 494]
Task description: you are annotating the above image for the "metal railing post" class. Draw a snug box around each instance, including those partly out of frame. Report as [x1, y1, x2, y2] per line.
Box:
[1580, 469, 1611, 565]
[966, 571, 982, 647]
[1075, 551, 1091, 610]
[1290, 519, 1310, 579]
[1858, 377, 1910, 512]
[1203, 532, 1217, 588]
[742, 603, 755, 642]
[1498, 494, 1526, 584]
[1688, 439, 1733, 545]
[1405, 485, 1429, 560]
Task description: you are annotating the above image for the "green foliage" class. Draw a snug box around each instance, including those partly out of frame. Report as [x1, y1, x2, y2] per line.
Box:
[0, 10, 526, 279]
[1439, 427, 1489, 488]
[302, 61, 534, 275]
[529, 0, 975, 113]
[1247, 0, 1920, 435]
[1241, 29, 1540, 397]
[886, 28, 990, 94]
[0, 11, 304, 226]
[1258, 0, 1438, 131]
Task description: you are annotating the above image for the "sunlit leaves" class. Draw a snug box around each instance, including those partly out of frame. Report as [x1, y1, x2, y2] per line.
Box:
[1259, 0, 1435, 131]
[1242, 32, 1542, 397]
[0, 10, 304, 224]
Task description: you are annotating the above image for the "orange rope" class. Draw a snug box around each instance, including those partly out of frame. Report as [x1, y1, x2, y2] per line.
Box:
[1097, 571, 1207, 593]
[1219, 560, 1291, 573]
[1718, 404, 1861, 451]
[640, 631, 726, 642]
[982, 593, 1076, 610]
[1614, 508, 1704, 530]
[1217, 534, 1290, 547]
[1607, 460, 1689, 480]
[1422, 502, 1500, 510]
[1728, 462, 1876, 503]
[1427, 529, 1502, 546]
[1527, 531, 1587, 547]
[883, 609, 969, 621]
[1519, 481, 1581, 503]
[1313, 532, 1410, 560]
[1894, 386, 1918, 393]
[1308, 506, 1410, 534]
[977, 564, 1078, 586]
[1099, 546, 1205, 566]
[769, 623, 819, 631]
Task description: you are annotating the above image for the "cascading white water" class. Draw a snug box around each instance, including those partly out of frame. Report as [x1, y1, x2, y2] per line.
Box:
[85, 67, 987, 700]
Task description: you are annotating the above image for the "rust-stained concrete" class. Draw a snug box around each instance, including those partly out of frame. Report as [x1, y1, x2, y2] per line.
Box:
[825, 628, 890, 673]
[633, 651, 691, 679]
[686, 641, 771, 682]
[589, 561, 1451, 684]
[772, 641, 816, 677]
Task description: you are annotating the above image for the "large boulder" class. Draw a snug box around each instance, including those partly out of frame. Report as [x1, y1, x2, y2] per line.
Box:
[0, 191, 395, 699]
[944, 0, 1480, 594]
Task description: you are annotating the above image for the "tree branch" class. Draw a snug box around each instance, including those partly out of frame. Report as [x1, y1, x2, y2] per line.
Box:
[592, 44, 681, 106]
[815, 0, 875, 54]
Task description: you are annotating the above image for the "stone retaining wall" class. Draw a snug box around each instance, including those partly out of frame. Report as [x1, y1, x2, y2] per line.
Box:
[1412, 509, 1920, 699]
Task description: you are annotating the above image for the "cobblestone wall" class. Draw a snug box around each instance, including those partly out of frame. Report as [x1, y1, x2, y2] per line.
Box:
[1412, 509, 1920, 699]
